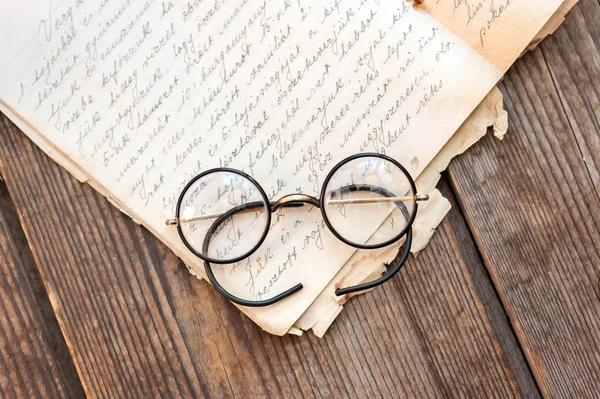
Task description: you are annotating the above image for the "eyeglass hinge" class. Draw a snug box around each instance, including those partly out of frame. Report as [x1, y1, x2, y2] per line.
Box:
[415, 194, 430, 202]
[165, 218, 179, 226]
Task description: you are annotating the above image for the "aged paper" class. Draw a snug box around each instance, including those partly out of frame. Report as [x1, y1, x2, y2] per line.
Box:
[525, 0, 579, 54]
[296, 0, 580, 336]
[1, 1, 575, 337]
[0, 0, 563, 335]
[295, 87, 507, 336]
[1, 0, 572, 186]
[296, 0, 581, 335]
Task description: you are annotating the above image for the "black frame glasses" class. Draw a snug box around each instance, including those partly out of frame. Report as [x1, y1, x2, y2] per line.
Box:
[166, 153, 429, 307]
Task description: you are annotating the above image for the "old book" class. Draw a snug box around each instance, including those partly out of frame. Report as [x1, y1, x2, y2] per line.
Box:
[0, 0, 564, 335]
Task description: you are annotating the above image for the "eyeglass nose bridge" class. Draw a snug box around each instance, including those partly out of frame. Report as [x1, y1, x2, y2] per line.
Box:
[272, 194, 320, 211]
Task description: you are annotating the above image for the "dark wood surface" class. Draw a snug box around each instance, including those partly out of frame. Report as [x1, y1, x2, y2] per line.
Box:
[0, 181, 68, 397]
[0, 116, 532, 397]
[447, 1, 600, 396]
[0, 1, 598, 397]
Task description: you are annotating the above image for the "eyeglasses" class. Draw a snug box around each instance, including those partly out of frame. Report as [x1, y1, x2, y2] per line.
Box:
[166, 153, 429, 307]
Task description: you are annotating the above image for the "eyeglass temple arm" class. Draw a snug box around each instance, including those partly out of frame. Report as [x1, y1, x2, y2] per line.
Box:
[335, 227, 413, 297]
[201, 201, 304, 307]
[204, 259, 304, 307]
[166, 190, 427, 225]
[330, 183, 415, 297]
[204, 261, 304, 308]
[166, 200, 304, 225]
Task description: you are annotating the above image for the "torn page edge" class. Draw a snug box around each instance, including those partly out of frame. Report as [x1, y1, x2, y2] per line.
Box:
[523, 0, 579, 54]
[0, 101, 142, 223]
[295, 87, 507, 337]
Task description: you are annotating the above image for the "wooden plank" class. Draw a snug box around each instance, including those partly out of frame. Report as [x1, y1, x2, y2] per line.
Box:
[0, 182, 69, 397]
[0, 113, 535, 397]
[0, 178, 85, 398]
[541, 0, 600, 195]
[448, 1, 600, 396]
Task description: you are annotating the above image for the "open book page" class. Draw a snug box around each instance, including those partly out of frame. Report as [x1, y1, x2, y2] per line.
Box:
[0, 0, 562, 335]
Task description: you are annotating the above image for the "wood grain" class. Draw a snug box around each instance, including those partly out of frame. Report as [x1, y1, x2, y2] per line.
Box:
[541, 0, 600, 196]
[0, 183, 68, 397]
[448, 1, 600, 397]
[0, 112, 534, 397]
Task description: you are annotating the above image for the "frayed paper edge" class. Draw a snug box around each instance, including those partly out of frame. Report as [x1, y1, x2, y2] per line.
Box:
[295, 87, 507, 337]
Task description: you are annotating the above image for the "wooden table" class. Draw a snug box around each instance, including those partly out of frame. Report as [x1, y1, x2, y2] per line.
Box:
[1, 1, 599, 397]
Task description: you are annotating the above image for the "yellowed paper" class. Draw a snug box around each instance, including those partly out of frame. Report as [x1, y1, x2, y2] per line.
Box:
[424, 0, 562, 70]
[295, 0, 579, 335]
[0, 0, 563, 335]
[525, 0, 579, 53]
[295, 87, 506, 336]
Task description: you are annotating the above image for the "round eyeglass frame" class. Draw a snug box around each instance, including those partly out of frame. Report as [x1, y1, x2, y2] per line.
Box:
[319, 152, 419, 250]
[174, 153, 420, 265]
[175, 167, 273, 265]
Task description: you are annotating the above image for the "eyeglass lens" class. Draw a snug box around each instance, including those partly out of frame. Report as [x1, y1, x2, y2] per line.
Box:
[178, 170, 270, 262]
[323, 157, 415, 247]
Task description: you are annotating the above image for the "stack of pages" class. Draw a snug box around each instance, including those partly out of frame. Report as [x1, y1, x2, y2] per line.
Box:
[0, 0, 577, 335]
